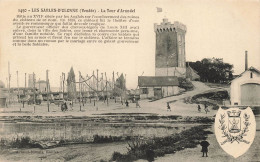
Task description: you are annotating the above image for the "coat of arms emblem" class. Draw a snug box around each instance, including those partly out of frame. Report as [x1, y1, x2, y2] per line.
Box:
[215, 107, 256, 158]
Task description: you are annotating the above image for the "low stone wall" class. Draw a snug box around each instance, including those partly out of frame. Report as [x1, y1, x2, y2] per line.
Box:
[0, 121, 195, 142]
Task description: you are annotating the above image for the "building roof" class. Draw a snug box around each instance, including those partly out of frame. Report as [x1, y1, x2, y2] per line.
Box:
[37, 80, 47, 83]
[138, 76, 179, 87]
[186, 66, 200, 80]
[231, 66, 260, 82]
[0, 80, 5, 88]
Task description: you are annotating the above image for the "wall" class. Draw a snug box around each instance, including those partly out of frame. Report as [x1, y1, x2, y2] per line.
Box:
[154, 19, 187, 70]
[0, 121, 194, 142]
[35, 82, 47, 92]
[155, 31, 178, 68]
[140, 86, 179, 99]
[230, 71, 260, 105]
[176, 32, 186, 68]
[155, 67, 186, 77]
[140, 87, 154, 99]
[162, 86, 179, 97]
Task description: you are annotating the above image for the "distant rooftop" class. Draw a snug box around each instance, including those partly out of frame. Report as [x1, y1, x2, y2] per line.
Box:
[138, 76, 179, 87]
[231, 66, 260, 82]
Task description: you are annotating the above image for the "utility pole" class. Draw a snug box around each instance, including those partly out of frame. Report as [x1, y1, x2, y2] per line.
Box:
[33, 72, 36, 113]
[6, 78, 8, 91]
[92, 71, 95, 90]
[62, 73, 65, 99]
[92, 71, 95, 105]
[116, 72, 123, 105]
[96, 69, 99, 110]
[58, 75, 61, 107]
[38, 78, 41, 92]
[125, 74, 126, 103]
[23, 73, 26, 108]
[105, 72, 108, 106]
[82, 75, 84, 105]
[79, 71, 82, 111]
[8, 61, 11, 105]
[82, 80, 84, 105]
[17, 71, 21, 111]
[23, 73, 27, 108]
[60, 76, 62, 93]
[121, 73, 123, 105]
[112, 71, 115, 89]
[82, 82, 85, 106]
[46, 70, 49, 112]
[125, 74, 127, 85]
[101, 73, 103, 91]
[96, 69, 99, 96]
[25, 73, 27, 88]
[5, 77, 8, 108]
[86, 74, 89, 104]
[101, 73, 105, 103]
[113, 71, 116, 103]
[109, 79, 111, 91]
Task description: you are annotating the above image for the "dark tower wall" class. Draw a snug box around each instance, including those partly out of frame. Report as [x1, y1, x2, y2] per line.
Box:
[154, 19, 187, 77]
[155, 30, 178, 68]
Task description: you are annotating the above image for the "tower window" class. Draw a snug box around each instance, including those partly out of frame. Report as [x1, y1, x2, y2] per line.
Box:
[141, 88, 148, 94]
[250, 72, 253, 78]
[178, 35, 181, 41]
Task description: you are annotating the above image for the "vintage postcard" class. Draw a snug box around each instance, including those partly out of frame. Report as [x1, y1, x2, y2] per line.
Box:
[0, 0, 259, 161]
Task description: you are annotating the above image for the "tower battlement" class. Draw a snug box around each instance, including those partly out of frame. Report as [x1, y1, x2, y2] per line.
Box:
[154, 18, 187, 76]
[154, 18, 186, 33]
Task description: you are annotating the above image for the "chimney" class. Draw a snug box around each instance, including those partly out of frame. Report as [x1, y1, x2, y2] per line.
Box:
[245, 51, 248, 71]
[163, 18, 168, 24]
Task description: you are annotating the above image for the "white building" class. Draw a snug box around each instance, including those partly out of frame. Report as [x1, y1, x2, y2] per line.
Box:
[138, 76, 179, 99]
[35, 80, 47, 92]
[28, 74, 34, 88]
[230, 67, 260, 106]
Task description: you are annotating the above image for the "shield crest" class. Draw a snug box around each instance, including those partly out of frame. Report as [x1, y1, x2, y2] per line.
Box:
[215, 107, 256, 158]
[227, 110, 241, 133]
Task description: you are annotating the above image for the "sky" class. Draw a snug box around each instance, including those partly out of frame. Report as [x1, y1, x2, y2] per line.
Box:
[0, 0, 259, 89]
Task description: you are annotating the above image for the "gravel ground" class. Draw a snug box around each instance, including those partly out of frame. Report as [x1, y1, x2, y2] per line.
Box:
[1, 81, 258, 161]
[135, 122, 260, 162]
[0, 81, 216, 117]
[0, 142, 128, 162]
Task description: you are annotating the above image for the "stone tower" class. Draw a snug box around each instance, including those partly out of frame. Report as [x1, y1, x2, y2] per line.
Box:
[28, 74, 34, 88]
[154, 18, 187, 77]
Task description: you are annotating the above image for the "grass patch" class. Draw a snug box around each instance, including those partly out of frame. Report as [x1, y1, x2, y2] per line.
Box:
[93, 135, 130, 143]
[193, 116, 214, 123]
[192, 89, 229, 101]
[95, 113, 154, 115]
[160, 115, 181, 120]
[204, 82, 230, 88]
[0, 136, 40, 149]
[63, 152, 82, 161]
[178, 78, 194, 91]
[110, 125, 212, 162]
[1, 134, 130, 149]
[191, 89, 229, 109]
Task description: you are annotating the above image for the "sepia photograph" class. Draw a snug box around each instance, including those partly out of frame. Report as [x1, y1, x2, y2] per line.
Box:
[0, 0, 259, 161]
